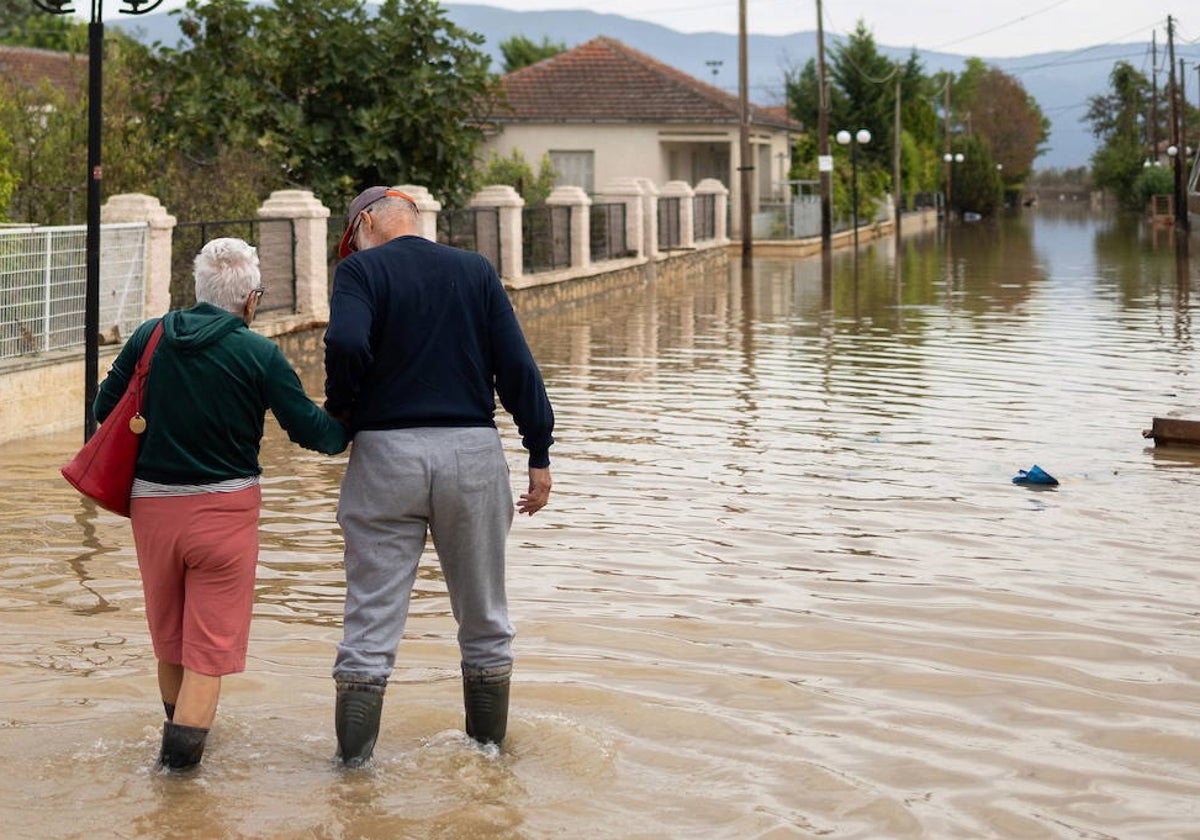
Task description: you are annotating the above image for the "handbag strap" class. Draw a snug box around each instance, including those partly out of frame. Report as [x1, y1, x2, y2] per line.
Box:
[136, 321, 165, 373]
[129, 321, 165, 409]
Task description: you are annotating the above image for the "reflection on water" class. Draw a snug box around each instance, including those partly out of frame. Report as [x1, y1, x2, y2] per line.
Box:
[2, 208, 1198, 839]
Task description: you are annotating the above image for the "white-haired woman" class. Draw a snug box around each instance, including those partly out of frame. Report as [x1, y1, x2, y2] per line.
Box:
[95, 238, 347, 770]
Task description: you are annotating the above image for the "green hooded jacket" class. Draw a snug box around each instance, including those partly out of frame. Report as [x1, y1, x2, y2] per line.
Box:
[95, 303, 347, 483]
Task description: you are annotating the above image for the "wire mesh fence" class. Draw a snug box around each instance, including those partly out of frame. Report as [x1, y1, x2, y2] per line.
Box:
[0, 223, 147, 361]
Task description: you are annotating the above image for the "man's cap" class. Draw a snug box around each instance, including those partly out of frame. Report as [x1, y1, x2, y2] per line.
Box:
[338, 187, 418, 259]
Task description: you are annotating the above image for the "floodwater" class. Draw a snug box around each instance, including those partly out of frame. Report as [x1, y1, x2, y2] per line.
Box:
[1, 207, 1198, 839]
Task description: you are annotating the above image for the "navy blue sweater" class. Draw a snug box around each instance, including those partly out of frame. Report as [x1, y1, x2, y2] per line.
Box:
[324, 235, 554, 468]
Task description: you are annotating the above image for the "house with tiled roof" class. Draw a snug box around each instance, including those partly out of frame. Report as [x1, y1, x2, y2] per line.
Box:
[482, 36, 799, 235]
[0, 46, 85, 97]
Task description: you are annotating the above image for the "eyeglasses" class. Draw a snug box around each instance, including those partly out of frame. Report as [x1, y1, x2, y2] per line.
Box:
[250, 287, 266, 301]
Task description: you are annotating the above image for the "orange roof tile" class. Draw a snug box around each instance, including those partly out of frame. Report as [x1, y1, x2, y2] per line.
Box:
[495, 37, 797, 130]
[0, 46, 85, 99]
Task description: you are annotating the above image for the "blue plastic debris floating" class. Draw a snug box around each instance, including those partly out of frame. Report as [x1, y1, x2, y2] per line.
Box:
[1012, 465, 1059, 486]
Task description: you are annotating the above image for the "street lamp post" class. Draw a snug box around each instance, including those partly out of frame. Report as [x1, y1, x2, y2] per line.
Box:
[837, 129, 871, 251]
[942, 151, 964, 220]
[32, 0, 164, 441]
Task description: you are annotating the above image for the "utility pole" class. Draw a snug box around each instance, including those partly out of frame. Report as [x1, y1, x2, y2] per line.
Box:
[816, 0, 832, 253]
[738, 0, 752, 266]
[893, 65, 902, 243]
[1168, 16, 1187, 229]
[943, 80, 952, 220]
[1151, 32, 1159, 160]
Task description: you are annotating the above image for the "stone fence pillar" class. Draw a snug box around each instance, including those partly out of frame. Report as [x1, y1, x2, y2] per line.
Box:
[470, 185, 525, 280]
[546, 185, 592, 268]
[100, 193, 175, 319]
[594, 177, 645, 258]
[634, 177, 660, 258]
[661, 180, 696, 249]
[392, 184, 442, 241]
[257, 190, 329, 320]
[695, 178, 730, 243]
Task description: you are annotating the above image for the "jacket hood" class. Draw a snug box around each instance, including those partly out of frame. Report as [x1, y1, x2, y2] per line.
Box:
[162, 302, 246, 353]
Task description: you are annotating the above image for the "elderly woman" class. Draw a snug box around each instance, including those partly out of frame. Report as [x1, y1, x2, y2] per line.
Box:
[95, 238, 348, 771]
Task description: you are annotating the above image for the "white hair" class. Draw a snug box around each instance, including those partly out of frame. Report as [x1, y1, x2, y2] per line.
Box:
[194, 238, 261, 312]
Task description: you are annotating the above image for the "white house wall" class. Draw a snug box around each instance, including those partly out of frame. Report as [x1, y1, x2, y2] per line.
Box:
[484, 123, 677, 190]
[482, 122, 794, 235]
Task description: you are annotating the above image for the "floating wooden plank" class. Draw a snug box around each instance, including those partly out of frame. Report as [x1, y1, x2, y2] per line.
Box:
[1142, 417, 1200, 447]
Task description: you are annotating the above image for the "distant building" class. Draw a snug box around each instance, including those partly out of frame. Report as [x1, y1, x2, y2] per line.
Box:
[483, 36, 799, 234]
[0, 45, 85, 98]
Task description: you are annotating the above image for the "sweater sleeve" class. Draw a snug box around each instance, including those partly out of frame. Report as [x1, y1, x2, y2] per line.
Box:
[264, 347, 349, 455]
[323, 262, 376, 419]
[486, 266, 555, 468]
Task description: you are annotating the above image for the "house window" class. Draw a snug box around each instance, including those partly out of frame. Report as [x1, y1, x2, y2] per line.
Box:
[550, 150, 595, 194]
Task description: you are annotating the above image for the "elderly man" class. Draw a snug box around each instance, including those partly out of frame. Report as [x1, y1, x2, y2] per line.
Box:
[324, 187, 554, 766]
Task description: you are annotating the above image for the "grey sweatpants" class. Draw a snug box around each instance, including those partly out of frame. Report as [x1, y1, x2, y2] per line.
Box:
[333, 427, 515, 683]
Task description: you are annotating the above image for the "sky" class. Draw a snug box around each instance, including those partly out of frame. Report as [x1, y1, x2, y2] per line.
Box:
[506, 0, 1182, 57]
[463, 0, 1181, 57]
[144, 0, 1187, 58]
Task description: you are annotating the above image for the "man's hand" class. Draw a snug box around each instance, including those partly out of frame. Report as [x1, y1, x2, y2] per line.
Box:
[517, 467, 552, 516]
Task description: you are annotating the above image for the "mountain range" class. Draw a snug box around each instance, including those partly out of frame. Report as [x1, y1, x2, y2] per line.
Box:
[109, 2, 1200, 171]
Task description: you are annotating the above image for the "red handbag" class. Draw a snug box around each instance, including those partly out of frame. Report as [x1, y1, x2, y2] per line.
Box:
[61, 322, 165, 517]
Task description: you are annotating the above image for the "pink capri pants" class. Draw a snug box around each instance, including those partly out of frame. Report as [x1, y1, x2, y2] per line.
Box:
[130, 486, 261, 676]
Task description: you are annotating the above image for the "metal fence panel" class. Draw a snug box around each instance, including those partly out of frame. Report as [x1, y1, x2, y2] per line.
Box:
[693, 194, 716, 241]
[436, 207, 502, 275]
[172, 219, 295, 313]
[589, 202, 629, 261]
[0, 223, 146, 360]
[522, 206, 571, 273]
[657, 197, 681, 249]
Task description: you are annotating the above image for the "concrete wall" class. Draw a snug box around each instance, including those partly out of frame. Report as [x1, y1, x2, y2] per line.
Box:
[7, 185, 917, 448]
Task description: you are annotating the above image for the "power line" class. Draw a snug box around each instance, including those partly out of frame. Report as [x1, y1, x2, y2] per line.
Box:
[926, 0, 1075, 52]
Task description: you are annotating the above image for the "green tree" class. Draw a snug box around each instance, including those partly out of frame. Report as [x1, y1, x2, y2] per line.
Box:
[0, 122, 17, 220]
[946, 133, 1003, 216]
[784, 58, 821, 131]
[0, 75, 87, 224]
[828, 20, 895, 171]
[136, 0, 499, 210]
[957, 61, 1048, 183]
[1, 34, 147, 224]
[1132, 163, 1173, 210]
[1084, 61, 1150, 209]
[0, 30, 274, 226]
[499, 34, 565, 73]
[787, 32, 946, 212]
[0, 1, 86, 49]
[478, 149, 556, 206]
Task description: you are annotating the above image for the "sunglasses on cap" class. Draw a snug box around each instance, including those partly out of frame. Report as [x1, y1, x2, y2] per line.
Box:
[338, 189, 418, 259]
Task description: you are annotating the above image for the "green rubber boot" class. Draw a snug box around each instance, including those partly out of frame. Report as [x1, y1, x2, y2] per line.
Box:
[159, 721, 208, 770]
[335, 681, 385, 767]
[462, 665, 511, 746]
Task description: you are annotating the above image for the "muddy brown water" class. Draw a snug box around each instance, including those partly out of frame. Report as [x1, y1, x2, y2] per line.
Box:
[1, 208, 1197, 839]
